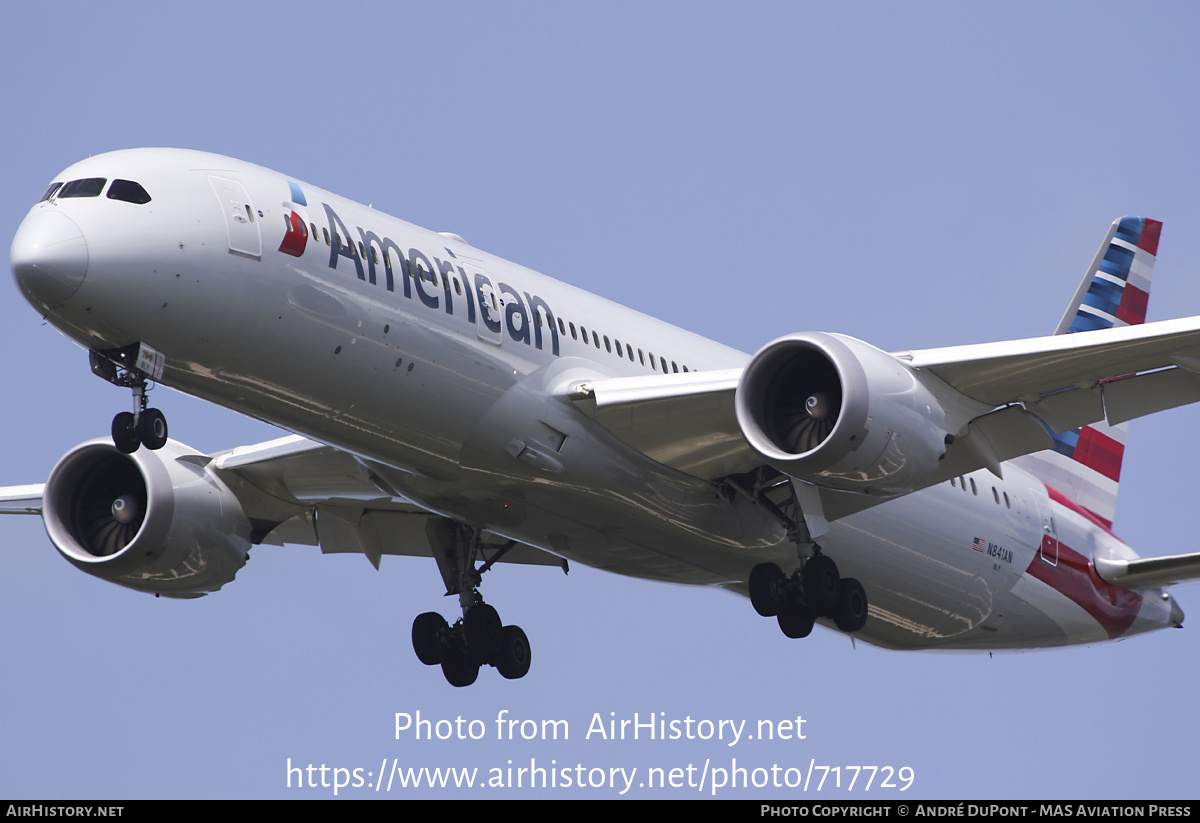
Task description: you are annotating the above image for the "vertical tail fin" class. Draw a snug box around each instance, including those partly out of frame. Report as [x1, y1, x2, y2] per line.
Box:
[1015, 216, 1162, 527]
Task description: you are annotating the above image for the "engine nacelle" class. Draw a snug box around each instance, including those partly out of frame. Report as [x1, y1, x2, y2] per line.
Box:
[42, 438, 252, 598]
[735, 332, 950, 495]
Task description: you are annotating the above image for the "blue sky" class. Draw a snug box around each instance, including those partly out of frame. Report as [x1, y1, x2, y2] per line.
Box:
[2, 2, 1199, 799]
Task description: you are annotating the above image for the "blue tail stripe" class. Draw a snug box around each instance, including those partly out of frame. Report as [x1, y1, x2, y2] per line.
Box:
[1068, 313, 1110, 333]
[1082, 278, 1124, 316]
[1114, 217, 1145, 247]
[1099, 245, 1135, 279]
[1051, 429, 1079, 458]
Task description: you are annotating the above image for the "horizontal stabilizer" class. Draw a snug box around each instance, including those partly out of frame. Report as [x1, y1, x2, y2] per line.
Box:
[1094, 551, 1200, 589]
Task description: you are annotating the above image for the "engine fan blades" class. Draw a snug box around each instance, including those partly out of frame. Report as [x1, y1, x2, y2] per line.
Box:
[70, 456, 147, 557]
[82, 509, 141, 556]
[777, 409, 836, 453]
[761, 350, 843, 456]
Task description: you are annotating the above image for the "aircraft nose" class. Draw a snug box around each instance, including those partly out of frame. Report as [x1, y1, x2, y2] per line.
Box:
[10, 210, 89, 307]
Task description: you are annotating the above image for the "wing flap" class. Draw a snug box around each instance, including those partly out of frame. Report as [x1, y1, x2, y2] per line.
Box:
[1102, 366, 1200, 426]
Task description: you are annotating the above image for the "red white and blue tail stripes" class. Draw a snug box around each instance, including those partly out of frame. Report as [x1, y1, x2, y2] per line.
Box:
[1057, 216, 1160, 334]
[1017, 217, 1161, 527]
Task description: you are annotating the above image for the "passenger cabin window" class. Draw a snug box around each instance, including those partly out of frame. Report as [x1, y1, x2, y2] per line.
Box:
[38, 182, 63, 202]
[58, 178, 107, 198]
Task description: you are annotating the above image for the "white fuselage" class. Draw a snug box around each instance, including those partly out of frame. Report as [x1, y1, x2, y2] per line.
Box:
[11, 149, 1180, 650]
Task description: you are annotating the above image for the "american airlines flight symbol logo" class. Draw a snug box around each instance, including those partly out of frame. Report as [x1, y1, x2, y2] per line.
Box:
[278, 181, 309, 258]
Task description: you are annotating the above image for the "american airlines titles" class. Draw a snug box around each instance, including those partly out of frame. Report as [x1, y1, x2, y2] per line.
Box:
[321, 204, 560, 356]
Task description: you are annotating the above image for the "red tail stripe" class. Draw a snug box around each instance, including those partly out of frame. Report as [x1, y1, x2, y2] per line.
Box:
[1025, 540, 1142, 639]
[1073, 426, 1124, 483]
[1115, 284, 1149, 325]
[1138, 219, 1163, 255]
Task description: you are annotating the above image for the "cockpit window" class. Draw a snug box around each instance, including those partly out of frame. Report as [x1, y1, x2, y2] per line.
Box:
[106, 179, 152, 205]
[38, 182, 62, 202]
[58, 178, 107, 198]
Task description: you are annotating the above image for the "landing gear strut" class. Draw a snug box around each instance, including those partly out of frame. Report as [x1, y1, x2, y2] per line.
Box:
[726, 470, 870, 638]
[91, 344, 169, 454]
[411, 521, 533, 686]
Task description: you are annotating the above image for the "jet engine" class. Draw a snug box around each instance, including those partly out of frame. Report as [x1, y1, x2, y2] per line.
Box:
[42, 438, 252, 598]
[734, 332, 951, 495]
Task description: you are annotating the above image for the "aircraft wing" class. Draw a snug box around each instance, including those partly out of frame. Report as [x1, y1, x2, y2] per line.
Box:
[565, 368, 754, 479]
[213, 435, 563, 568]
[0, 485, 44, 514]
[568, 314, 1200, 498]
[0, 435, 563, 571]
[897, 314, 1200, 417]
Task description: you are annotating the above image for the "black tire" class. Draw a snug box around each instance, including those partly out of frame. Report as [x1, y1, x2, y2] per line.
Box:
[495, 625, 532, 680]
[441, 651, 479, 687]
[833, 577, 869, 633]
[777, 605, 815, 639]
[111, 412, 140, 454]
[464, 603, 504, 660]
[801, 554, 840, 615]
[138, 408, 168, 450]
[412, 612, 448, 666]
[749, 562, 786, 617]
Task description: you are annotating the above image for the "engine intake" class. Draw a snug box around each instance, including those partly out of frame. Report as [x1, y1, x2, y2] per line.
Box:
[43, 438, 252, 597]
[735, 332, 950, 495]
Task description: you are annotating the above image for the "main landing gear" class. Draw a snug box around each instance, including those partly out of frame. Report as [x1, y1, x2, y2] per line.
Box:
[412, 605, 532, 687]
[720, 470, 870, 640]
[749, 555, 869, 638]
[90, 344, 169, 454]
[411, 521, 533, 687]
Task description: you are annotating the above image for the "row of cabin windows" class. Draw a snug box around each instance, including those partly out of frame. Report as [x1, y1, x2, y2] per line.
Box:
[39, 178, 152, 205]
[556, 316, 689, 373]
[305, 222, 694, 375]
[950, 475, 1012, 509]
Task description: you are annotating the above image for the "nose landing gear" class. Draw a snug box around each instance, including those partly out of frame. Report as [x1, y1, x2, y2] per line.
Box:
[110, 390, 168, 455]
[90, 344, 169, 454]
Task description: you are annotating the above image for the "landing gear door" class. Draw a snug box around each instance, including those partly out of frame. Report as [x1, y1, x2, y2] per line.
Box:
[209, 176, 262, 260]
